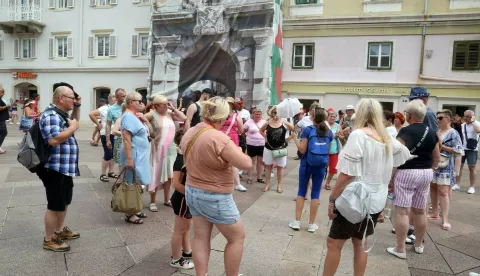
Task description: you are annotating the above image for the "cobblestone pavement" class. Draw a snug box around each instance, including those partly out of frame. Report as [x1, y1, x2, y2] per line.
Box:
[0, 124, 479, 276]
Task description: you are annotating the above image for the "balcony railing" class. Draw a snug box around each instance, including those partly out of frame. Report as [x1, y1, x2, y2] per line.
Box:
[0, 4, 42, 22]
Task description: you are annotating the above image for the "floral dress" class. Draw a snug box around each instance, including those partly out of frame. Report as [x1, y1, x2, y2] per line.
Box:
[432, 129, 463, 186]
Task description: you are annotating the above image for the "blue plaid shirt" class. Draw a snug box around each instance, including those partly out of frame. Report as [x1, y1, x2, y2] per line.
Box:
[39, 104, 79, 177]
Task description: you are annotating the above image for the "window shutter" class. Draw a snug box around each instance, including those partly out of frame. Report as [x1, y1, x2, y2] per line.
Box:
[0, 40, 3, 60]
[90, 0, 96, 6]
[49, 37, 54, 58]
[67, 37, 74, 58]
[67, 0, 75, 8]
[453, 42, 467, 70]
[8, 0, 15, 6]
[132, 0, 140, 3]
[31, 38, 37, 58]
[109, 35, 117, 57]
[467, 42, 479, 69]
[48, 0, 55, 8]
[14, 39, 20, 59]
[131, 34, 139, 57]
[33, 0, 41, 6]
[109, 0, 118, 5]
[88, 36, 94, 57]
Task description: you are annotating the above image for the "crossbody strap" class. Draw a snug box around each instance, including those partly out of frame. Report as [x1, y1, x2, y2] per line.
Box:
[410, 126, 429, 154]
[224, 113, 237, 136]
[184, 126, 213, 161]
[464, 124, 468, 140]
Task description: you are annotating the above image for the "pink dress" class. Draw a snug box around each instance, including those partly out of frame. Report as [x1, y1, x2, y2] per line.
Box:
[220, 113, 239, 146]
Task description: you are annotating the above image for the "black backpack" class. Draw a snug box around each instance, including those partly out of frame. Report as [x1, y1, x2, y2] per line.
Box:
[17, 107, 69, 173]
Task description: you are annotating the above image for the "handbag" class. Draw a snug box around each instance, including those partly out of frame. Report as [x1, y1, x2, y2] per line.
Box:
[111, 168, 143, 214]
[335, 180, 376, 253]
[464, 124, 479, 150]
[19, 116, 34, 131]
[438, 137, 453, 169]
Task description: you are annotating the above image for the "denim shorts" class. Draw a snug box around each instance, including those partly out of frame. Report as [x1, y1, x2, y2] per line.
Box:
[462, 150, 478, 166]
[185, 185, 240, 225]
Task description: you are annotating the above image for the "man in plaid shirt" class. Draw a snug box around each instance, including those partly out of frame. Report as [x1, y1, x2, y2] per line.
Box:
[38, 83, 81, 252]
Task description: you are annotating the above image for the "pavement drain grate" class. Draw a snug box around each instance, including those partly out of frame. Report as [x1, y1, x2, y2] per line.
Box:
[5, 165, 95, 182]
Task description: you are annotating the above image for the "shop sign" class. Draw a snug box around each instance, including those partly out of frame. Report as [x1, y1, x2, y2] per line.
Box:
[12, 72, 37, 79]
[342, 87, 405, 94]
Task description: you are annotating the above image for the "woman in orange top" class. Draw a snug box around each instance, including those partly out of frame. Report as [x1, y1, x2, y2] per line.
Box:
[180, 96, 252, 276]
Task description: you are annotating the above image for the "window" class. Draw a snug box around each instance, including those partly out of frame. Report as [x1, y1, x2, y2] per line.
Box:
[49, 36, 73, 58]
[131, 33, 149, 57]
[452, 41, 480, 71]
[295, 0, 317, 4]
[88, 34, 117, 58]
[367, 42, 393, 70]
[0, 39, 3, 60]
[13, 38, 37, 59]
[90, 0, 117, 6]
[97, 36, 109, 57]
[132, 0, 151, 3]
[292, 43, 314, 69]
[49, 0, 74, 9]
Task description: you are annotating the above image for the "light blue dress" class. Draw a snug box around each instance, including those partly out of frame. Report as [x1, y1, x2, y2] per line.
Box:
[120, 112, 151, 185]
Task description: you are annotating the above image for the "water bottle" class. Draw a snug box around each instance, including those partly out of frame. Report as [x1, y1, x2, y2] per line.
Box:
[384, 193, 395, 219]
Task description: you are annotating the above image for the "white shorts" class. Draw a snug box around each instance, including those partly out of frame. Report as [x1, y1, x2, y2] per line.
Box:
[263, 148, 287, 168]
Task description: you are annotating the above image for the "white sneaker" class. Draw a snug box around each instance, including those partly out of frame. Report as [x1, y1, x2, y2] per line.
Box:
[170, 257, 194, 269]
[235, 184, 247, 192]
[469, 272, 480, 276]
[307, 224, 319, 233]
[8, 122, 13, 125]
[16, 122, 20, 125]
[289, 220, 301, 230]
[414, 245, 424, 254]
[452, 184, 460, 191]
[468, 187, 475, 194]
[387, 247, 406, 259]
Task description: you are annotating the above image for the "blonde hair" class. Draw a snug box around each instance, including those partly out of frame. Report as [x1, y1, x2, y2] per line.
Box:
[201, 96, 230, 123]
[152, 95, 167, 105]
[354, 99, 391, 156]
[121, 103, 127, 113]
[252, 108, 263, 114]
[125, 91, 142, 106]
[267, 106, 278, 118]
[108, 92, 115, 100]
[404, 99, 426, 122]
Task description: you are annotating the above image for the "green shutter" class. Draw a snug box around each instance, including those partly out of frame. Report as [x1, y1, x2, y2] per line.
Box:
[295, 0, 317, 4]
[467, 42, 479, 70]
[453, 41, 480, 70]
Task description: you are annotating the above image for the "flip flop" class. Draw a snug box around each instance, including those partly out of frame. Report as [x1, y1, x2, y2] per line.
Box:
[277, 188, 283, 194]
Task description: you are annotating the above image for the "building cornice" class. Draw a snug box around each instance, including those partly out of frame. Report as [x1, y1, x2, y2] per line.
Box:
[282, 81, 480, 89]
[0, 67, 149, 73]
[283, 12, 480, 29]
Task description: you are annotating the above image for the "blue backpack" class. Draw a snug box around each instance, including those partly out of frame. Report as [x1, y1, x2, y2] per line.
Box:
[306, 126, 330, 168]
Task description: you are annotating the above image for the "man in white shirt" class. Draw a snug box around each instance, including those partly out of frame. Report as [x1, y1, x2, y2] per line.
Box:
[455, 110, 480, 194]
[89, 93, 117, 182]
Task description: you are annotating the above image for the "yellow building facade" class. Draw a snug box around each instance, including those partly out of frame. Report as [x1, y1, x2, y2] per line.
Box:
[282, 0, 480, 115]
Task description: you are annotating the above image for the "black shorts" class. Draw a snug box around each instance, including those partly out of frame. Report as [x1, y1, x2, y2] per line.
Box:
[100, 135, 114, 161]
[247, 145, 264, 157]
[328, 209, 381, 240]
[37, 168, 74, 212]
[171, 191, 191, 219]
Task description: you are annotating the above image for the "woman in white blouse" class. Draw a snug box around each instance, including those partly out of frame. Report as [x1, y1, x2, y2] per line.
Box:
[323, 99, 412, 276]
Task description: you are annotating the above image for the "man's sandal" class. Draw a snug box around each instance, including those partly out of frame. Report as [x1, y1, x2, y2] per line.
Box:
[107, 173, 118, 178]
[257, 179, 265, 183]
[125, 215, 144, 224]
[100, 175, 109, 182]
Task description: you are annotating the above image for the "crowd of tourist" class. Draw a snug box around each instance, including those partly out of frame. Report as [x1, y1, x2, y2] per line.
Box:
[1, 83, 479, 276]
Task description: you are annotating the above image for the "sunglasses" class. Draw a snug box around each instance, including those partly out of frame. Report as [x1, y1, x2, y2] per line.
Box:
[437, 116, 444, 121]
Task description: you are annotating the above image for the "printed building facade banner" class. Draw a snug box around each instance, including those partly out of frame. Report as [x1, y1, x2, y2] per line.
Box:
[148, 0, 282, 111]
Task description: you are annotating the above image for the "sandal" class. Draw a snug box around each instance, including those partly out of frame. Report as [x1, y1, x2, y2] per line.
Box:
[257, 179, 265, 183]
[277, 187, 284, 194]
[164, 201, 172, 207]
[125, 215, 144, 224]
[247, 179, 253, 185]
[325, 184, 331, 190]
[262, 186, 270, 192]
[107, 173, 118, 178]
[428, 215, 440, 220]
[100, 175, 109, 182]
[90, 141, 98, 147]
[149, 203, 158, 212]
[442, 223, 451, 231]
[136, 212, 147, 218]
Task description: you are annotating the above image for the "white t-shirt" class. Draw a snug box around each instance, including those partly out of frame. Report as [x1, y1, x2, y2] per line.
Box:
[98, 105, 109, 135]
[462, 121, 480, 151]
[386, 126, 397, 139]
[238, 109, 251, 121]
[297, 116, 313, 128]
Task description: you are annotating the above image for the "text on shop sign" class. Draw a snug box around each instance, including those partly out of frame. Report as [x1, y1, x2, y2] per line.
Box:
[12, 72, 37, 79]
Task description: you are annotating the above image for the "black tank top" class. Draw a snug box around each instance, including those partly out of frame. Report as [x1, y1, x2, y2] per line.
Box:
[265, 123, 287, 150]
[190, 103, 201, 127]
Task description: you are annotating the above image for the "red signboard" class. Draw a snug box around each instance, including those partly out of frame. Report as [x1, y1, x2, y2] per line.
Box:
[12, 72, 37, 79]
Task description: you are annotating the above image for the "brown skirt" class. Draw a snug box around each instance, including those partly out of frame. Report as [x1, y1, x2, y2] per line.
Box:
[328, 209, 381, 240]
